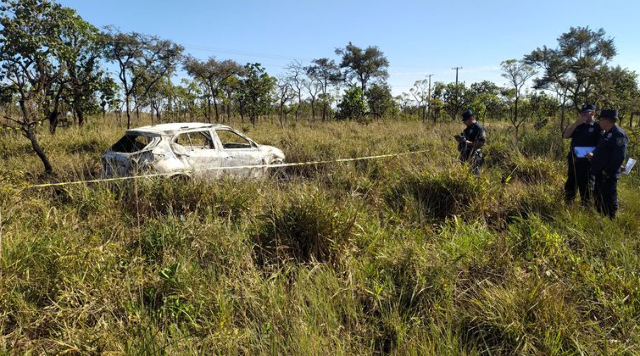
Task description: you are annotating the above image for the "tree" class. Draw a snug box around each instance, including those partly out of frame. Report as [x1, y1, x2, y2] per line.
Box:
[306, 58, 341, 122]
[173, 78, 202, 120]
[56, 7, 106, 128]
[275, 75, 295, 127]
[410, 79, 429, 122]
[525, 26, 616, 128]
[438, 82, 468, 120]
[527, 91, 559, 129]
[468, 80, 504, 122]
[594, 65, 639, 126]
[284, 60, 306, 122]
[303, 72, 321, 121]
[395, 93, 413, 120]
[237, 63, 276, 125]
[183, 56, 243, 123]
[366, 83, 395, 119]
[501, 59, 537, 137]
[335, 42, 389, 96]
[336, 85, 368, 122]
[98, 76, 119, 119]
[0, 0, 96, 173]
[104, 28, 183, 129]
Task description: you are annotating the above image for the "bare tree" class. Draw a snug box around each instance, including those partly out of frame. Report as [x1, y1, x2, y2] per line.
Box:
[501, 59, 537, 137]
[276, 75, 295, 127]
[284, 60, 306, 121]
[410, 79, 429, 122]
[306, 58, 341, 121]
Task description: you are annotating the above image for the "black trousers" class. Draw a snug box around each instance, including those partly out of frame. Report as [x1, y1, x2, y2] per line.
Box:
[594, 175, 619, 219]
[564, 157, 593, 205]
[460, 149, 483, 176]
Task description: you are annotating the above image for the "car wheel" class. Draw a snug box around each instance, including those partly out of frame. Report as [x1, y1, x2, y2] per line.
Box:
[170, 174, 191, 183]
[269, 159, 290, 182]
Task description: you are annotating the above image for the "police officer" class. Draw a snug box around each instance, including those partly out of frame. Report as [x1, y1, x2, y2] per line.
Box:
[563, 104, 601, 206]
[588, 109, 628, 219]
[454, 109, 486, 176]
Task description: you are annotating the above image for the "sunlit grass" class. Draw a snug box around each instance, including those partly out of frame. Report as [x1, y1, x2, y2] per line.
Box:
[0, 116, 639, 354]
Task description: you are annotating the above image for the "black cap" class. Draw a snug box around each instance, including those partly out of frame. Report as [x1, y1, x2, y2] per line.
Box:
[462, 109, 473, 121]
[599, 109, 618, 121]
[580, 104, 596, 112]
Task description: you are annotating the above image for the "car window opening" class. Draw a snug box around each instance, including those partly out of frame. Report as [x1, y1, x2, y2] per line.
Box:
[217, 130, 252, 149]
[174, 131, 214, 150]
[111, 134, 154, 153]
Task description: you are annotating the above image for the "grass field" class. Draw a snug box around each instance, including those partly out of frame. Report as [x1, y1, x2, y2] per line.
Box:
[1, 116, 640, 355]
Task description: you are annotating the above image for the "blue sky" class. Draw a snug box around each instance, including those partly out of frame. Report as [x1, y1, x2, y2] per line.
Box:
[57, 0, 639, 95]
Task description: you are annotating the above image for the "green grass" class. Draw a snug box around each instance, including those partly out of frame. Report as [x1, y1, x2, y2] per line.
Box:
[1, 116, 640, 354]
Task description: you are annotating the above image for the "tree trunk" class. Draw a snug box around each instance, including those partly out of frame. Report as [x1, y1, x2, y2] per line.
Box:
[310, 99, 316, 121]
[514, 95, 519, 132]
[126, 96, 132, 129]
[213, 96, 219, 123]
[77, 109, 85, 128]
[559, 89, 568, 133]
[48, 110, 59, 135]
[321, 102, 327, 122]
[25, 128, 53, 174]
[206, 97, 212, 123]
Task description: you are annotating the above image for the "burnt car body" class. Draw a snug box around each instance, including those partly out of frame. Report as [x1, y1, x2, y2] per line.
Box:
[101, 123, 285, 178]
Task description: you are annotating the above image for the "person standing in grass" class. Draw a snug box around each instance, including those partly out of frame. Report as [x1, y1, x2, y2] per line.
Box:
[454, 109, 486, 176]
[588, 109, 628, 219]
[562, 104, 600, 206]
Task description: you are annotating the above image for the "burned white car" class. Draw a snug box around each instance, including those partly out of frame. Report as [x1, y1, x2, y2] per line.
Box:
[101, 123, 285, 179]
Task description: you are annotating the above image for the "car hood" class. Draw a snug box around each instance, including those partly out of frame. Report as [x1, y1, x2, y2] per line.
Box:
[258, 145, 285, 160]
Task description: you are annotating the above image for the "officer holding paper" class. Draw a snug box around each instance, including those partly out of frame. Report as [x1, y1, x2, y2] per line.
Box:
[589, 109, 628, 219]
[562, 104, 601, 206]
[454, 109, 486, 176]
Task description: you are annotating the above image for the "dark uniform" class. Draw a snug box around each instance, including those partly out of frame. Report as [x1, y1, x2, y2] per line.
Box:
[458, 110, 486, 176]
[590, 110, 628, 219]
[564, 120, 601, 205]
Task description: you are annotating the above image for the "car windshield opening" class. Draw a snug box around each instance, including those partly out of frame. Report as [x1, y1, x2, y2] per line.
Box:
[216, 130, 253, 149]
[111, 134, 155, 153]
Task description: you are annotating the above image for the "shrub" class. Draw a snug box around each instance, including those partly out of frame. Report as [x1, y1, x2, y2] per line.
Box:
[455, 279, 589, 355]
[505, 158, 561, 185]
[520, 127, 565, 160]
[386, 168, 486, 221]
[253, 188, 357, 266]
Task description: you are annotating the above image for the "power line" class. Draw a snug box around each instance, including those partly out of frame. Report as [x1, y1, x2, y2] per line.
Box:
[182, 44, 315, 62]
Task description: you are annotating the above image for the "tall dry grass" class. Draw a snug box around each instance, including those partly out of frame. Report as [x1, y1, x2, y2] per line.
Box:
[0, 116, 639, 354]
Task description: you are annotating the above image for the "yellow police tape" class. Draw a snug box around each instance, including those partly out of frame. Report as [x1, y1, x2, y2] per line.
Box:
[1, 122, 45, 131]
[23, 149, 430, 190]
[0, 126, 21, 131]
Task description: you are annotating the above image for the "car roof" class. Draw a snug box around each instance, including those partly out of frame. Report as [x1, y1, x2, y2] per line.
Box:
[127, 122, 232, 135]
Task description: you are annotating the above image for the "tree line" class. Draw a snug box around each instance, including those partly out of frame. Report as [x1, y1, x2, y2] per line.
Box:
[1, 0, 639, 174]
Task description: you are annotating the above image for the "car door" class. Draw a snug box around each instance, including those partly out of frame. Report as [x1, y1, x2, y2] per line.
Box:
[170, 130, 222, 177]
[213, 128, 263, 177]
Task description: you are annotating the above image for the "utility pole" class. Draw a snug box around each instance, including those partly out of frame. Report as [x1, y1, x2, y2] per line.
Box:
[426, 74, 434, 120]
[452, 66, 463, 118]
[452, 66, 462, 86]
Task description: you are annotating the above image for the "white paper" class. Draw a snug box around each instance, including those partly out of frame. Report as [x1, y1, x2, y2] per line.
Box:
[574, 146, 595, 158]
[624, 158, 636, 175]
